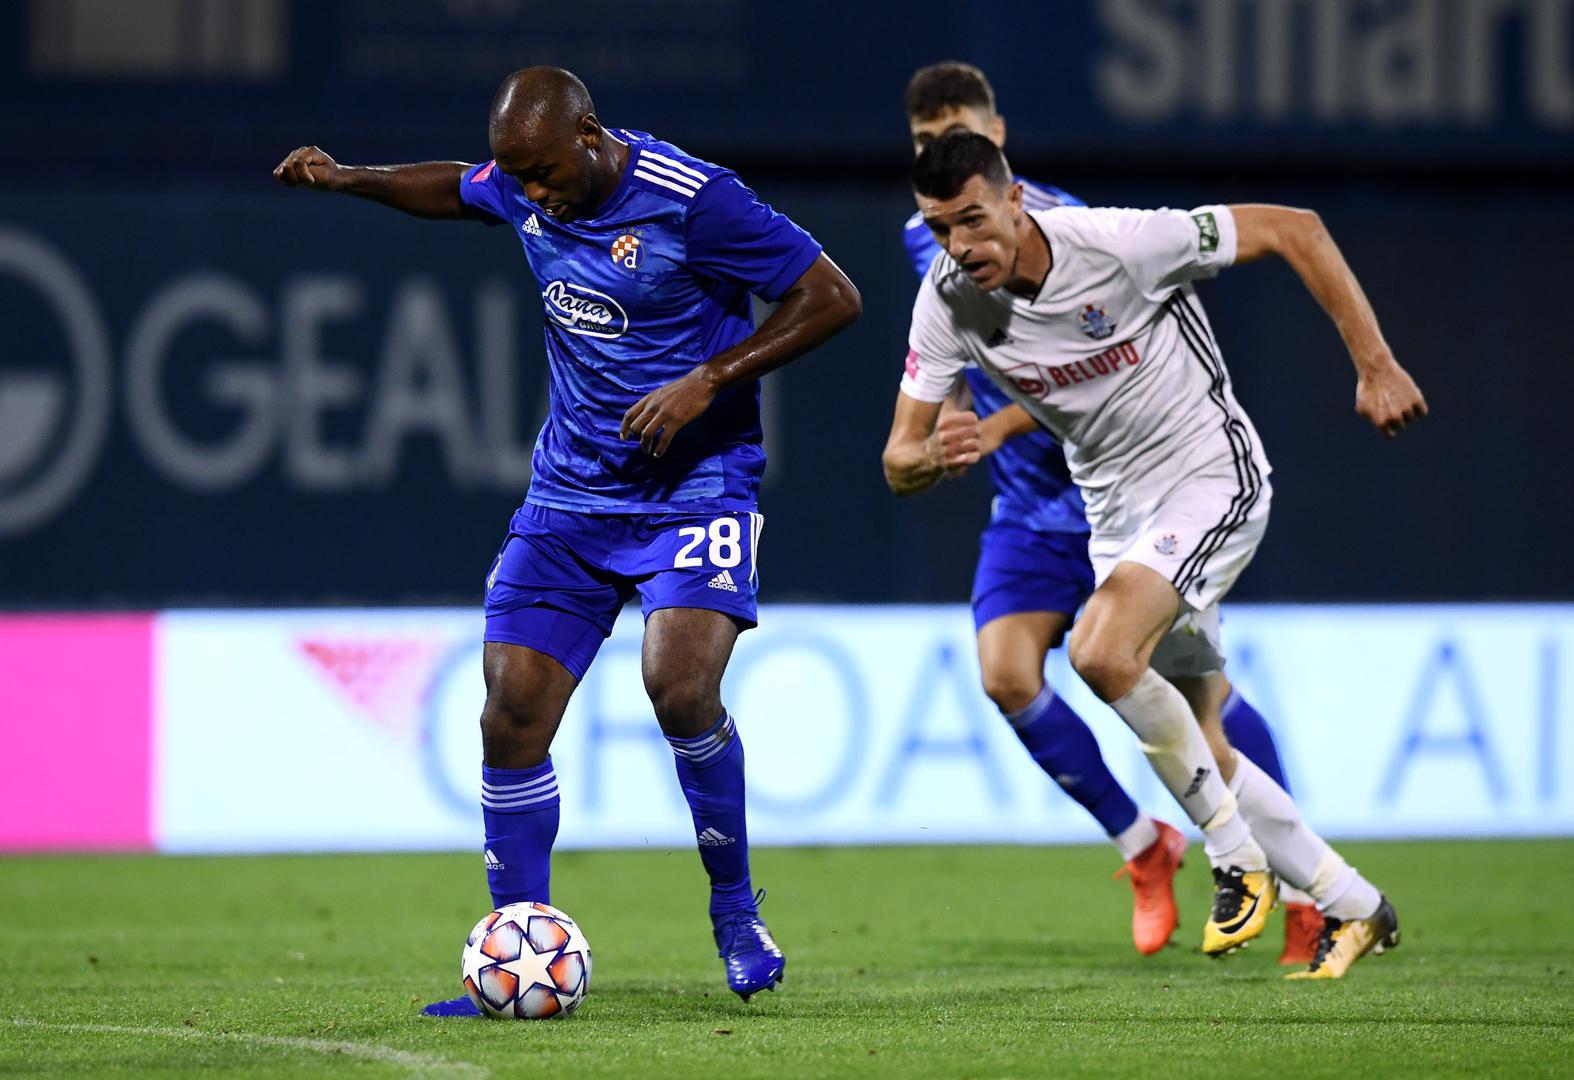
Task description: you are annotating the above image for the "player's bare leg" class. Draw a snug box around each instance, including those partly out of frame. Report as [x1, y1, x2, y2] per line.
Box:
[1069, 563, 1275, 955]
[976, 611, 1066, 715]
[480, 641, 579, 768]
[642, 606, 739, 738]
[979, 611, 1185, 954]
[643, 607, 784, 1000]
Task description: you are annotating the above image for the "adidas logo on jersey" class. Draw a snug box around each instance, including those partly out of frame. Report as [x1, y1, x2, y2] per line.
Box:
[706, 569, 739, 593]
[484, 848, 504, 870]
[521, 214, 543, 236]
[697, 827, 736, 847]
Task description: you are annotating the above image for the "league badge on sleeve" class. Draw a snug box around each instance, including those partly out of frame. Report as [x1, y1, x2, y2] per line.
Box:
[1192, 211, 1220, 253]
[1078, 303, 1117, 340]
[611, 233, 644, 270]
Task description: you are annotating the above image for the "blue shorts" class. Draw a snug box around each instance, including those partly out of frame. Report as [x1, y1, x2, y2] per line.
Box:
[971, 521, 1095, 632]
[484, 502, 764, 679]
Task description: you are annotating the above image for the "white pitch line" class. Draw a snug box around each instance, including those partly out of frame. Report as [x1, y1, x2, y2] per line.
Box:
[8, 1018, 489, 1078]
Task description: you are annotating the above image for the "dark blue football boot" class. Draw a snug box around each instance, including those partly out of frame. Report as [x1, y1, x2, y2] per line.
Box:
[713, 890, 785, 1001]
[421, 996, 481, 1018]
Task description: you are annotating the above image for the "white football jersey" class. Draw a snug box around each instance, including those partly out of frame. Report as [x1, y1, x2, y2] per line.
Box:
[902, 204, 1271, 539]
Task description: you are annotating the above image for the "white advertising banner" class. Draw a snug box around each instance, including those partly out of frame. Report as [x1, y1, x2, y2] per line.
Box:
[153, 604, 1574, 853]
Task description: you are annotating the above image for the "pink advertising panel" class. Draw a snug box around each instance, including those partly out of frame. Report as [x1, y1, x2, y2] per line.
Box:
[0, 614, 154, 851]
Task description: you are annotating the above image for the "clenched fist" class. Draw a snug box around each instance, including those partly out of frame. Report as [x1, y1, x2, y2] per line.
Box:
[273, 146, 343, 190]
[1356, 359, 1428, 438]
[928, 409, 982, 477]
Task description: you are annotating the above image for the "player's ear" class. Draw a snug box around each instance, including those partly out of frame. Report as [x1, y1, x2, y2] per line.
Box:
[990, 114, 1006, 149]
[580, 113, 602, 148]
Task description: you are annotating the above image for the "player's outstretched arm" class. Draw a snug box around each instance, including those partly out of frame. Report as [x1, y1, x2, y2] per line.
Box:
[1230, 204, 1428, 438]
[882, 393, 979, 496]
[620, 254, 861, 456]
[272, 146, 483, 221]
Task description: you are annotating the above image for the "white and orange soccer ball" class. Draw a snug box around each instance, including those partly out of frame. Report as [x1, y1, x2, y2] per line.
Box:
[460, 902, 592, 1019]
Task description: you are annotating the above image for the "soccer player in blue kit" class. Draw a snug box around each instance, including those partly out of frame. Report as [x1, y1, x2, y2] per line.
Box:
[889, 62, 1323, 962]
[274, 67, 861, 1010]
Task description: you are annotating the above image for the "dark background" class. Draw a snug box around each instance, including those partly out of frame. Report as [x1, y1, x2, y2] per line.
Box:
[2, 0, 1571, 606]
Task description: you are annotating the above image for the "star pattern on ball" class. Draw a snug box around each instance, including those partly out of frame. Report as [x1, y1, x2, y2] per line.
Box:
[498, 931, 559, 995]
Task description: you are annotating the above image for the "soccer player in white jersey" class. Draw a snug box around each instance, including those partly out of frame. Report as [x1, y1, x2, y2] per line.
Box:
[885, 132, 1426, 977]
[894, 60, 1324, 964]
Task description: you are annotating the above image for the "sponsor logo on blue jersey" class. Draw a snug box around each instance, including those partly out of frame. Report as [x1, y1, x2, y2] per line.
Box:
[543, 280, 628, 339]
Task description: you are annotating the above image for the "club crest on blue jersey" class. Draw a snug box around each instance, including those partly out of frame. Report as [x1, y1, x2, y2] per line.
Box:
[543, 280, 628, 339]
[611, 233, 644, 270]
[1078, 303, 1117, 340]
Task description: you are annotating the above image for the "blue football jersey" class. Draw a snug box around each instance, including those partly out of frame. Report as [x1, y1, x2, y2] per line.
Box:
[902, 175, 1089, 535]
[461, 130, 823, 514]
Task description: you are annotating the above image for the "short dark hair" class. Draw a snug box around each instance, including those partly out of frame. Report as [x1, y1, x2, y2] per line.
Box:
[910, 131, 1011, 201]
[904, 61, 996, 122]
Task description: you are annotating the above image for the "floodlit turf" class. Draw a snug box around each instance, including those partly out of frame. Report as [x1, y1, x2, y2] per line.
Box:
[2, 840, 1571, 1078]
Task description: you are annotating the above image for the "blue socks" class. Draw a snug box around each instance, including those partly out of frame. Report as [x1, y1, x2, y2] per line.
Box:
[1221, 689, 1291, 793]
[480, 757, 560, 908]
[1006, 685, 1140, 837]
[667, 713, 756, 921]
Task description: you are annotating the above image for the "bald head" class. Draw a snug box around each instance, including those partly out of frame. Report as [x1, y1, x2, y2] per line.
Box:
[490, 66, 595, 143]
[485, 66, 627, 225]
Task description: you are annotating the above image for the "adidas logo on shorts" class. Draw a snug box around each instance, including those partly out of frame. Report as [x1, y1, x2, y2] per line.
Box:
[706, 569, 739, 593]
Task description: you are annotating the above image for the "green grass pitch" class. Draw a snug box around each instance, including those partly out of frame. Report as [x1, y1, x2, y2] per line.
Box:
[3, 839, 1571, 1078]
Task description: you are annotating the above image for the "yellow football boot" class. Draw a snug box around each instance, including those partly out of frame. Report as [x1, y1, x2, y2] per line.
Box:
[1202, 866, 1278, 956]
[1286, 896, 1400, 980]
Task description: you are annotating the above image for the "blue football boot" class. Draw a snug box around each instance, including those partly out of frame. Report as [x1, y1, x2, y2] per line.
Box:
[422, 996, 481, 1018]
[713, 890, 785, 1001]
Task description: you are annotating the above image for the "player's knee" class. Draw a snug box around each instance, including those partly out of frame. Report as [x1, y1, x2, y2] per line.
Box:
[980, 664, 1043, 716]
[479, 693, 553, 764]
[1068, 634, 1141, 704]
[644, 671, 723, 736]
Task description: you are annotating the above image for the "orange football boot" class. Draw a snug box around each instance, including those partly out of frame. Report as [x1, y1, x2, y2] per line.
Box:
[1114, 820, 1188, 955]
[1280, 901, 1325, 966]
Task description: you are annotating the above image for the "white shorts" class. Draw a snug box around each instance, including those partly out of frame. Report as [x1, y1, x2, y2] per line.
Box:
[1088, 473, 1272, 677]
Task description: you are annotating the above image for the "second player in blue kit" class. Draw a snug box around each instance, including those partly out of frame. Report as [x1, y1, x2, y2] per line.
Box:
[274, 67, 861, 1011]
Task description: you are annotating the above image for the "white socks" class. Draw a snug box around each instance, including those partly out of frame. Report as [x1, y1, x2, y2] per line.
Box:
[1229, 754, 1381, 920]
[1113, 814, 1160, 862]
[1227, 755, 1325, 887]
[1280, 884, 1316, 906]
[1111, 669, 1265, 871]
[1309, 849, 1383, 921]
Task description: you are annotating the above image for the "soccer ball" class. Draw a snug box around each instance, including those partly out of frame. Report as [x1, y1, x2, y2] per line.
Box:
[460, 902, 592, 1019]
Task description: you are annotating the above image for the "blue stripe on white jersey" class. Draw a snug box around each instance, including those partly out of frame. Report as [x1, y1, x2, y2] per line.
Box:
[902, 175, 1090, 536]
